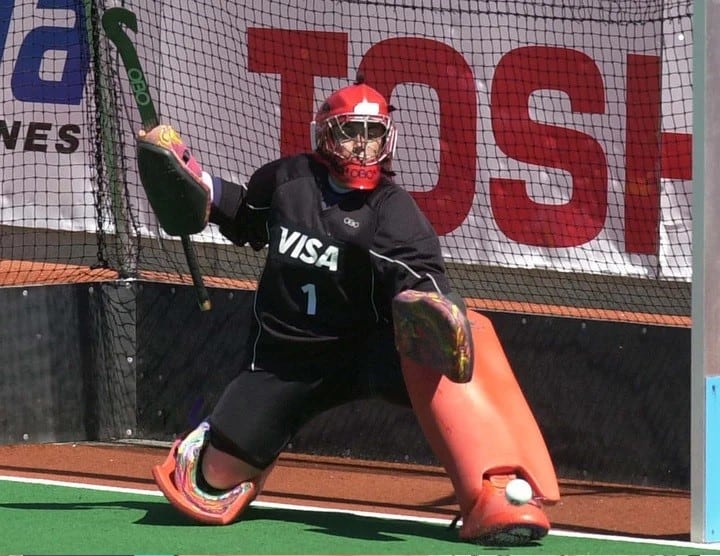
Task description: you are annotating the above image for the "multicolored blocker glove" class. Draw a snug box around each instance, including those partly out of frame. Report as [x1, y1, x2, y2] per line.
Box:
[136, 124, 212, 236]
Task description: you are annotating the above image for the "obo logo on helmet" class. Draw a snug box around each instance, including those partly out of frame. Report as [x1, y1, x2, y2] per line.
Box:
[343, 166, 378, 180]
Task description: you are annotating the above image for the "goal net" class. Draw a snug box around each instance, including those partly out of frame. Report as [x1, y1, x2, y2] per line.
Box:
[0, 0, 693, 326]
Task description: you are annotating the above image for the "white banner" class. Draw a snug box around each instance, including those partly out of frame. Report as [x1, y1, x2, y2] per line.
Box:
[1, 0, 694, 281]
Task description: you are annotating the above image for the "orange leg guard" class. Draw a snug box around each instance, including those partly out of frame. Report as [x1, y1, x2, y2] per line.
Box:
[152, 423, 273, 525]
[400, 310, 559, 543]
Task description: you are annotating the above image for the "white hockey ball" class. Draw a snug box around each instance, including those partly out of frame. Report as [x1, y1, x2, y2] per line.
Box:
[505, 478, 533, 505]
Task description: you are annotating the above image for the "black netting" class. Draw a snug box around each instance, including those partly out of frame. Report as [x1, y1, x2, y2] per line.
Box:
[1, 0, 693, 323]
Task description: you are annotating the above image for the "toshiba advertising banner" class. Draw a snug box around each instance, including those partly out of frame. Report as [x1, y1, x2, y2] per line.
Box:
[2, 1, 694, 281]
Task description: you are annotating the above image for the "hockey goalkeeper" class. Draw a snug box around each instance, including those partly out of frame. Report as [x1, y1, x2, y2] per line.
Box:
[139, 76, 560, 546]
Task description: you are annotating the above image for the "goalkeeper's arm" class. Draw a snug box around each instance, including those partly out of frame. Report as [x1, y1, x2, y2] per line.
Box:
[208, 160, 278, 250]
[209, 178, 266, 250]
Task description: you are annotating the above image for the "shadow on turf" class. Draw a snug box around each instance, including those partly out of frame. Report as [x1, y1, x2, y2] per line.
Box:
[0, 499, 541, 549]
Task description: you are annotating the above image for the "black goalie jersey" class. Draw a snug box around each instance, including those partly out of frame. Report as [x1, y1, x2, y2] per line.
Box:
[210, 153, 451, 358]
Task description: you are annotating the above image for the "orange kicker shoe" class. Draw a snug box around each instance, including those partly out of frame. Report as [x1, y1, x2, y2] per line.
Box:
[152, 421, 265, 525]
[458, 474, 550, 546]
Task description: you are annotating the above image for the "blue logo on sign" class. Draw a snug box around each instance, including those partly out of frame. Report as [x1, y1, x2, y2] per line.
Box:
[1, 0, 89, 104]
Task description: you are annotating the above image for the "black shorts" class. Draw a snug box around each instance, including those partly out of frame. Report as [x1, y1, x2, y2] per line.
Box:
[207, 326, 409, 469]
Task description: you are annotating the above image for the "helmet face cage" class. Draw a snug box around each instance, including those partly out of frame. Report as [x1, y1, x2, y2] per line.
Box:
[316, 113, 396, 167]
[311, 82, 397, 189]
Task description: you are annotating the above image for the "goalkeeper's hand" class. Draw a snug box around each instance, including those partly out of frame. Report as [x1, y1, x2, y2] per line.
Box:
[136, 124, 212, 236]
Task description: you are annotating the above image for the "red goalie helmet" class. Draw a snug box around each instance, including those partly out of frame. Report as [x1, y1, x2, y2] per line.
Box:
[312, 80, 397, 190]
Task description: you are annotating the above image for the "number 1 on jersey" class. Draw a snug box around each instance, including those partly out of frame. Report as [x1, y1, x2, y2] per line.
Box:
[301, 283, 317, 315]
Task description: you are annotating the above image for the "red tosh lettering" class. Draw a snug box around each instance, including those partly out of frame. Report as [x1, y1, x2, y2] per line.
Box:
[247, 30, 692, 254]
[248, 29, 475, 236]
[491, 46, 608, 249]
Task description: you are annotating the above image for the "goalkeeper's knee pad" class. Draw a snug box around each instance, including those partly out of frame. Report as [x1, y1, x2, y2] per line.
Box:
[398, 310, 559, 545]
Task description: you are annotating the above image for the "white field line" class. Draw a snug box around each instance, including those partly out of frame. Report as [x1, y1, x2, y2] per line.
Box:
[0, 474, 717, 551]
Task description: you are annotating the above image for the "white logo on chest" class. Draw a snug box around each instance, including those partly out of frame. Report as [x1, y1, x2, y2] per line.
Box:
[277, 226, 339, 271]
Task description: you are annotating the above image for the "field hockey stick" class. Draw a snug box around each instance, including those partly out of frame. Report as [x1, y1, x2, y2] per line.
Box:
[101, 6, 212, 311]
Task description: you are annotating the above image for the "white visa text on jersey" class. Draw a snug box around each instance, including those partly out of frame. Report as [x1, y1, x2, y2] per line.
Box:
[277, 226, 339, 271]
